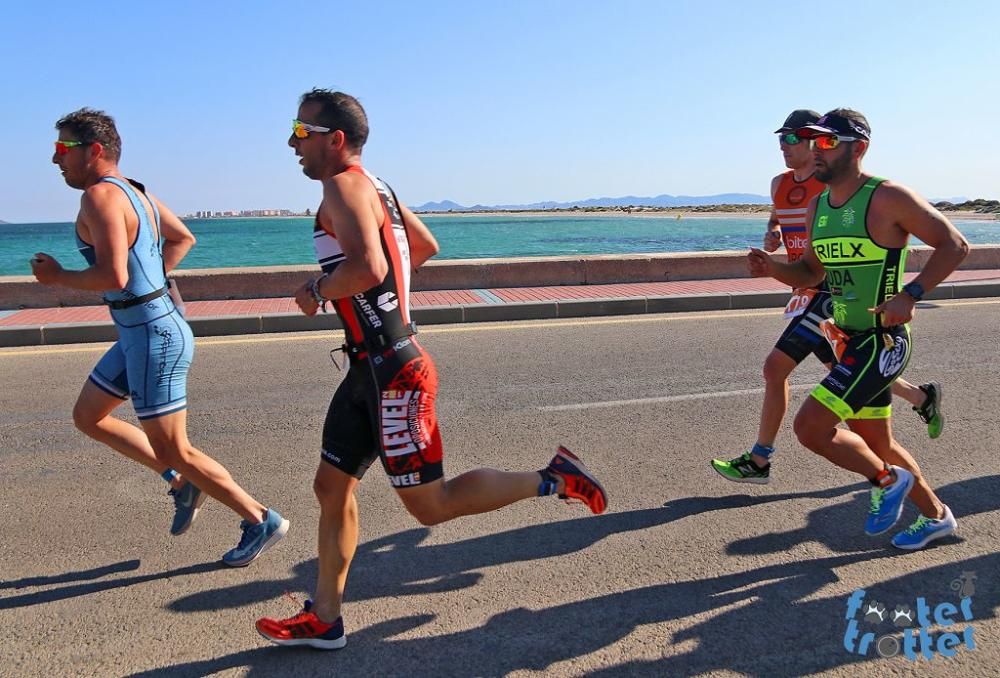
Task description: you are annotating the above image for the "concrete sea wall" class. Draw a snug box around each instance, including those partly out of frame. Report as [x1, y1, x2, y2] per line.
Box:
[2, 246, 999, 310]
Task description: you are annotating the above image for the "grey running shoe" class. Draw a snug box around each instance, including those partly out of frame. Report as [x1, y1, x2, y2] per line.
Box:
[169, 480, 205, 536]
[222, 509, 289, 567]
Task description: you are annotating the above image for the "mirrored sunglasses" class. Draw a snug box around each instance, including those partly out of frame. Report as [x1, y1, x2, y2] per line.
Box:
[54, 140, 87, 156]
[292, 119, 332, 139]
[810, 135, 860, 151]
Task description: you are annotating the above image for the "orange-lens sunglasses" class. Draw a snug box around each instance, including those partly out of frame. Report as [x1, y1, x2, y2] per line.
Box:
[292, 119, 332, 139]
[810, 135, 860, 151]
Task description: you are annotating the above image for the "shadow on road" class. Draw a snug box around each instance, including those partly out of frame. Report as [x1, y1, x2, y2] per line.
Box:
[726, 475, 1000, 556]
[128, 551, 1000, 678]
[0, 558, 141, 590]
[167, 483, 860, 613]
[0, 561, 223, 611]
[16, 475, 997, 677]
[138, 475, 996, 676]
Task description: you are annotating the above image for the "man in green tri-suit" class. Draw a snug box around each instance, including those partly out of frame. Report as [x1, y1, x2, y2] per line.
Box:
[747, 109, 969, 550]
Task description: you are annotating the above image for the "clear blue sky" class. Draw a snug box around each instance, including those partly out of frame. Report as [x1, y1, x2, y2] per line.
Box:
[2, 1, 997, 223]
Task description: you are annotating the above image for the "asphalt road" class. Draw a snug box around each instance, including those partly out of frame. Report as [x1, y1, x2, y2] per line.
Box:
[2, 299, 999, 677]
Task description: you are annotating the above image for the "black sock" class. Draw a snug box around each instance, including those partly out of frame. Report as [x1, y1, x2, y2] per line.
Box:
[538, 469, 558, 496]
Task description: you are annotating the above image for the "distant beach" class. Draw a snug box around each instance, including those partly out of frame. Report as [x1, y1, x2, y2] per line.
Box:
[420, 208, 771, 219]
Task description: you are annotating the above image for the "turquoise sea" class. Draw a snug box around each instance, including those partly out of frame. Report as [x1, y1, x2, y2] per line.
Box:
[2, 214, 998, 277]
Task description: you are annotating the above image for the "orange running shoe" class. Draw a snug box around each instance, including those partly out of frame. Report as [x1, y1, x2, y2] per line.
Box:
[256, 599, 346, 650]
[547, 446, 608, 514]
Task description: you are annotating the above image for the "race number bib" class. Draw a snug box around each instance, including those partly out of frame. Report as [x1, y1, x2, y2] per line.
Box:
[819, 318, 849, 362]
[783, 288, 817, 319]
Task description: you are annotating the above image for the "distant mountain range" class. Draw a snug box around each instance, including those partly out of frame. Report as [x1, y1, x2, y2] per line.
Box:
[414, 193, 771, 212]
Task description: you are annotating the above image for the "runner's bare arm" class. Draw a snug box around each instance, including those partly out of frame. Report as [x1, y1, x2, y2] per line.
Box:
[749, 195, 824, 287]
[763, 174, 782, 251]
[151, 195, 197, 273]
[869, 183, 969, 324]
[877, 183, 969, 294]
[31, 184, 130, 290]
[401, 203, 440, 270]
[295, 174, 388, 315]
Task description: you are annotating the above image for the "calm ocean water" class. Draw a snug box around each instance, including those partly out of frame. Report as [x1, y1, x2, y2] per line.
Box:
[2, 214, 998, 277]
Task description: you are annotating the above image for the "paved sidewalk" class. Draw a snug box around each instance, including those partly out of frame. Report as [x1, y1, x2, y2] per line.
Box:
[2, 269, 999, 347]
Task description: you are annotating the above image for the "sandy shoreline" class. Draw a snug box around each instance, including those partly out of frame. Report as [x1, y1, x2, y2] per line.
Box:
[420, 209, 770, 219]
[940, 212, 1000, 221]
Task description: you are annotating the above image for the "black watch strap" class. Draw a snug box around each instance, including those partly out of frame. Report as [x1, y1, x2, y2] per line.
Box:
[903, 282, 925, 301]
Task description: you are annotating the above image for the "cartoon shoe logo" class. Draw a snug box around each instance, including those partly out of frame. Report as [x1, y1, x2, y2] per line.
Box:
[864, 601, 887, 624]
[950, 571, 977, 598]
[892, 605, 914, 627]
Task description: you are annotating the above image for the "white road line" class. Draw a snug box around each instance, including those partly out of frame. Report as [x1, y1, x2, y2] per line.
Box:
[538, 384, 816, 411]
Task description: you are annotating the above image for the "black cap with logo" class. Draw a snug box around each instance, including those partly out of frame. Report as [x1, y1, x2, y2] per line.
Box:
[775, 109, 820, 134]
[797, 112, 871, 141]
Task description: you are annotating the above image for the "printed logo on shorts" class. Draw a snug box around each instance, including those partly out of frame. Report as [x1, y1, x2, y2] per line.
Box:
[878, 337, 908, 377]
[381, 389, 424, 457]
[389, 472, 421, 487]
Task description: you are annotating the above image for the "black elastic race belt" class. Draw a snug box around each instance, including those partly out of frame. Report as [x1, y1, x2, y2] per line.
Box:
[342, 322, 419, 363]
[103, 286, 168, 310]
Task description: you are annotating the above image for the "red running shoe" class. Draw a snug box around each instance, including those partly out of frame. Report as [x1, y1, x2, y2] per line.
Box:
[256, 599, 347, 650]
[547, 446, 608, 514]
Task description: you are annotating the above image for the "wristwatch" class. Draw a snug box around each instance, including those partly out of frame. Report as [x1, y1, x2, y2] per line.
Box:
[902, 281, 925, 301]
[309, 274, 330, 312]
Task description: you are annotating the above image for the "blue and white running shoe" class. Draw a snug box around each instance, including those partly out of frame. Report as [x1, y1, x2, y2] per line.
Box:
[169, 480, 205, 536]
[864, 466, 914, 535]
[222, 509, 289, 567]
[892, 505, 957, 550]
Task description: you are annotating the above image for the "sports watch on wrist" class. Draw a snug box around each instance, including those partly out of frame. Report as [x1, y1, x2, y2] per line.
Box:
[902, 281, 925, 301]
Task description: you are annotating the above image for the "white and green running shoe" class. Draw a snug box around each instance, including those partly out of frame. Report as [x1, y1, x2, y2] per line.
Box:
[711, 452, 770, 485]
[892, 505, 957, 550]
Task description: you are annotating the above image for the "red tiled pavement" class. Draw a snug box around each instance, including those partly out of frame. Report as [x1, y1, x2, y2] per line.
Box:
[411, 290, 485, 306]
[2, 269, 998, 328]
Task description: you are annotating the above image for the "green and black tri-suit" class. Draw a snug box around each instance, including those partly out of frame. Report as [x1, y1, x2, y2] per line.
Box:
[810, 176, 912, 420]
